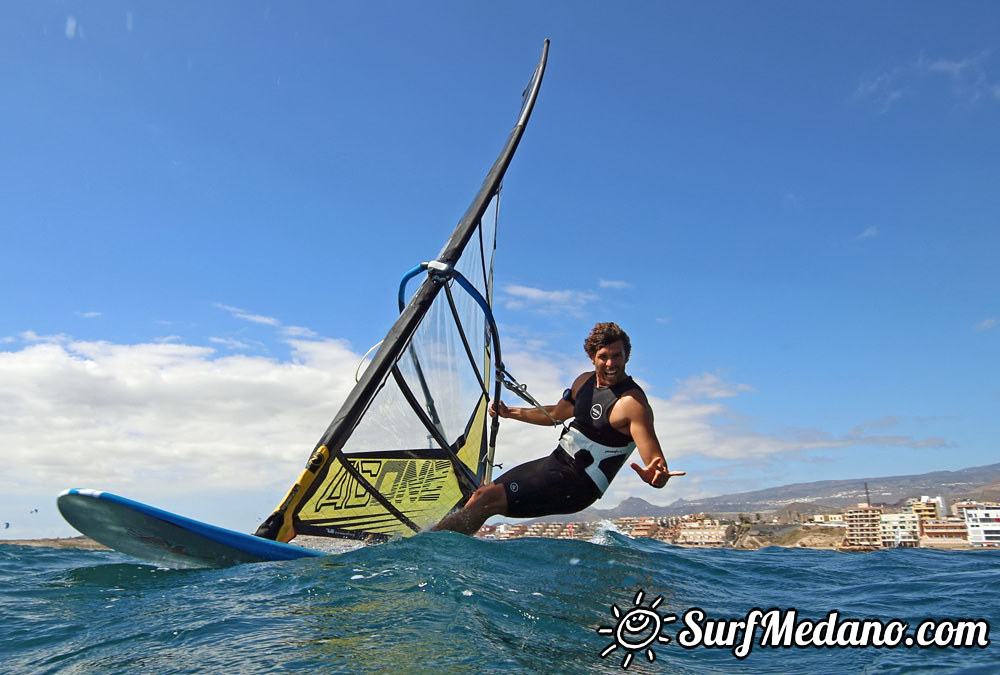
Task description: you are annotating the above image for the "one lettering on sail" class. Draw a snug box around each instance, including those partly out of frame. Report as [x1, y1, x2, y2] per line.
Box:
[317, 460, 453, 510]
[675, 608, 990, 659]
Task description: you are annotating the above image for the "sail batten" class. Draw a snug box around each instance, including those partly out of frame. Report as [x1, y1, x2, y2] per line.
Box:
[255, 40, 549, 543]
[390, 365, 482, 494]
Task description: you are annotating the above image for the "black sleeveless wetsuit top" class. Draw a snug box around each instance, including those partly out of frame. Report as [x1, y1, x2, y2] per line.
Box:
[570, 374, 637, 447]
[562, 374, 641, 493]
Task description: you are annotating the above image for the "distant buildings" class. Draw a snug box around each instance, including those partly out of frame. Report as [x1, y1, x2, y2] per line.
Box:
[965, 505, 1000, 548]
[919, 518, 969, 550]
[473, 498, 1000, 550]
[627, 518, 660, 539]
[484, 521, 599, 541]
[675, 519, 732, 546]
[951, 501, 980, 520]
[880, 512, 919, 548]
[843, 504, 884, 548]
[907, 495, 945, 521]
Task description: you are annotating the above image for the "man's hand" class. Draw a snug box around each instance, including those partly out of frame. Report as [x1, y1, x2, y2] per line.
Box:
[489, 400, 510, 419]
[630, 457, 685, 488]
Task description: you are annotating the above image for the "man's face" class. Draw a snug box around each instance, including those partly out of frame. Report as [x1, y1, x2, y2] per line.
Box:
[590, 340, 628, 387]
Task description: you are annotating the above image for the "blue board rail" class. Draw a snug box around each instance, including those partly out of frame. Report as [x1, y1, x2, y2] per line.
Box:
[58, 489, 325, 569]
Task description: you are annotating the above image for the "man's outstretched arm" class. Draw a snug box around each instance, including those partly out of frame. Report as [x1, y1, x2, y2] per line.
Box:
[490, 398, 574, 426]
[625, 397, 684, 488]
[489, 371, 590, 426]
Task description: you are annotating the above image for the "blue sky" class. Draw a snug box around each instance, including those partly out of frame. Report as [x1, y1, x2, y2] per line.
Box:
[2, 2, 998, 538]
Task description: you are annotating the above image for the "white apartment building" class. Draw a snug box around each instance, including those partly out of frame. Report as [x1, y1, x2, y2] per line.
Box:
[965, 505, 1000, 548]
[951, 501, 980, 520]
[880, 512, 919, 548]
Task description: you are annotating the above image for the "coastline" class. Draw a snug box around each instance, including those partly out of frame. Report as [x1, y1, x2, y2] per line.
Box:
[1, 535, 840, 553]
[1, 529, 983, 553]
[1, 537, 109, 551]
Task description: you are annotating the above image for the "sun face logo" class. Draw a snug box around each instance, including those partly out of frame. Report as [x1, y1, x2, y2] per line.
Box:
[597, 590, 675, 669]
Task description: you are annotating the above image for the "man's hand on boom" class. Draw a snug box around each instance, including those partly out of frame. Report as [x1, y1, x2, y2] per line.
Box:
[630, 457, 685, 489]
[489, 400, 510, 419]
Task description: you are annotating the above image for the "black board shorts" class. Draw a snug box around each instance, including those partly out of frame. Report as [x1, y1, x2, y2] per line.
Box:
[494, 448, 602, 519]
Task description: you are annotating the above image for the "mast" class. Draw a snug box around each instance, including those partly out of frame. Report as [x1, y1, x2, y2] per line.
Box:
[315, 37, 547, 463]
[255, 40, 549, 541]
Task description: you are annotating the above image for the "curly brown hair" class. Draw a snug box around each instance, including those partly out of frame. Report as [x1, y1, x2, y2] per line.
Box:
[584, 322, 631, 359]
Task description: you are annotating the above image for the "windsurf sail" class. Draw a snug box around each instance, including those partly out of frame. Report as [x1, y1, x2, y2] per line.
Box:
[255, 40, 549, 543]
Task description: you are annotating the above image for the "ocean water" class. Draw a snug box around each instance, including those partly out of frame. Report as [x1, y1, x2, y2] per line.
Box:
[1, 531, 997, 674]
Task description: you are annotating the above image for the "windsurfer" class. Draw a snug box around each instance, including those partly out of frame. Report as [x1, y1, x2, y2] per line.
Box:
[432, 322, 684, 535]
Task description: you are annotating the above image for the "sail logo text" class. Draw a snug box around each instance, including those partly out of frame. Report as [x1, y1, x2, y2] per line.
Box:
[318, 459, 453, 510]
[597, 597, 990, 667]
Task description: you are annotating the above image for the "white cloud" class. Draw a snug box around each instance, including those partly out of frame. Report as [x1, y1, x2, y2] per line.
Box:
[501, 284, 598, 315]
[503, 285, 584, 304]
[856, 52, 1000, 112]
[854, 69, 907, 113]
[21, 330, 71, 344]
[0, 337, 358, 500]
[916, 53, 1000, 104]
[284, 325, 319, 338]
[76, 311, 102, 319]
[976, 317, 997, 331]
[923, 56, 974, 78]
[674, 373, 755, 400]
[209, 337, 252, 350]
[856, 226, 879, 240]
[849, 416, 901, 434]
[599, 279, 631, 290]
[215, 303, 280, 327]
[216, 304, 319, 342]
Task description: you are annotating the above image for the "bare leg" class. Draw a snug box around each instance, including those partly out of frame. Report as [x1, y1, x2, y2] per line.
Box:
[431, 483, 508, 535]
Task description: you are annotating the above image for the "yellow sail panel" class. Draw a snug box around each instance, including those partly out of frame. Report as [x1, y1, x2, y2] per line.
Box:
[455, 394, 489, 475]
[294, 454, 464, 538]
